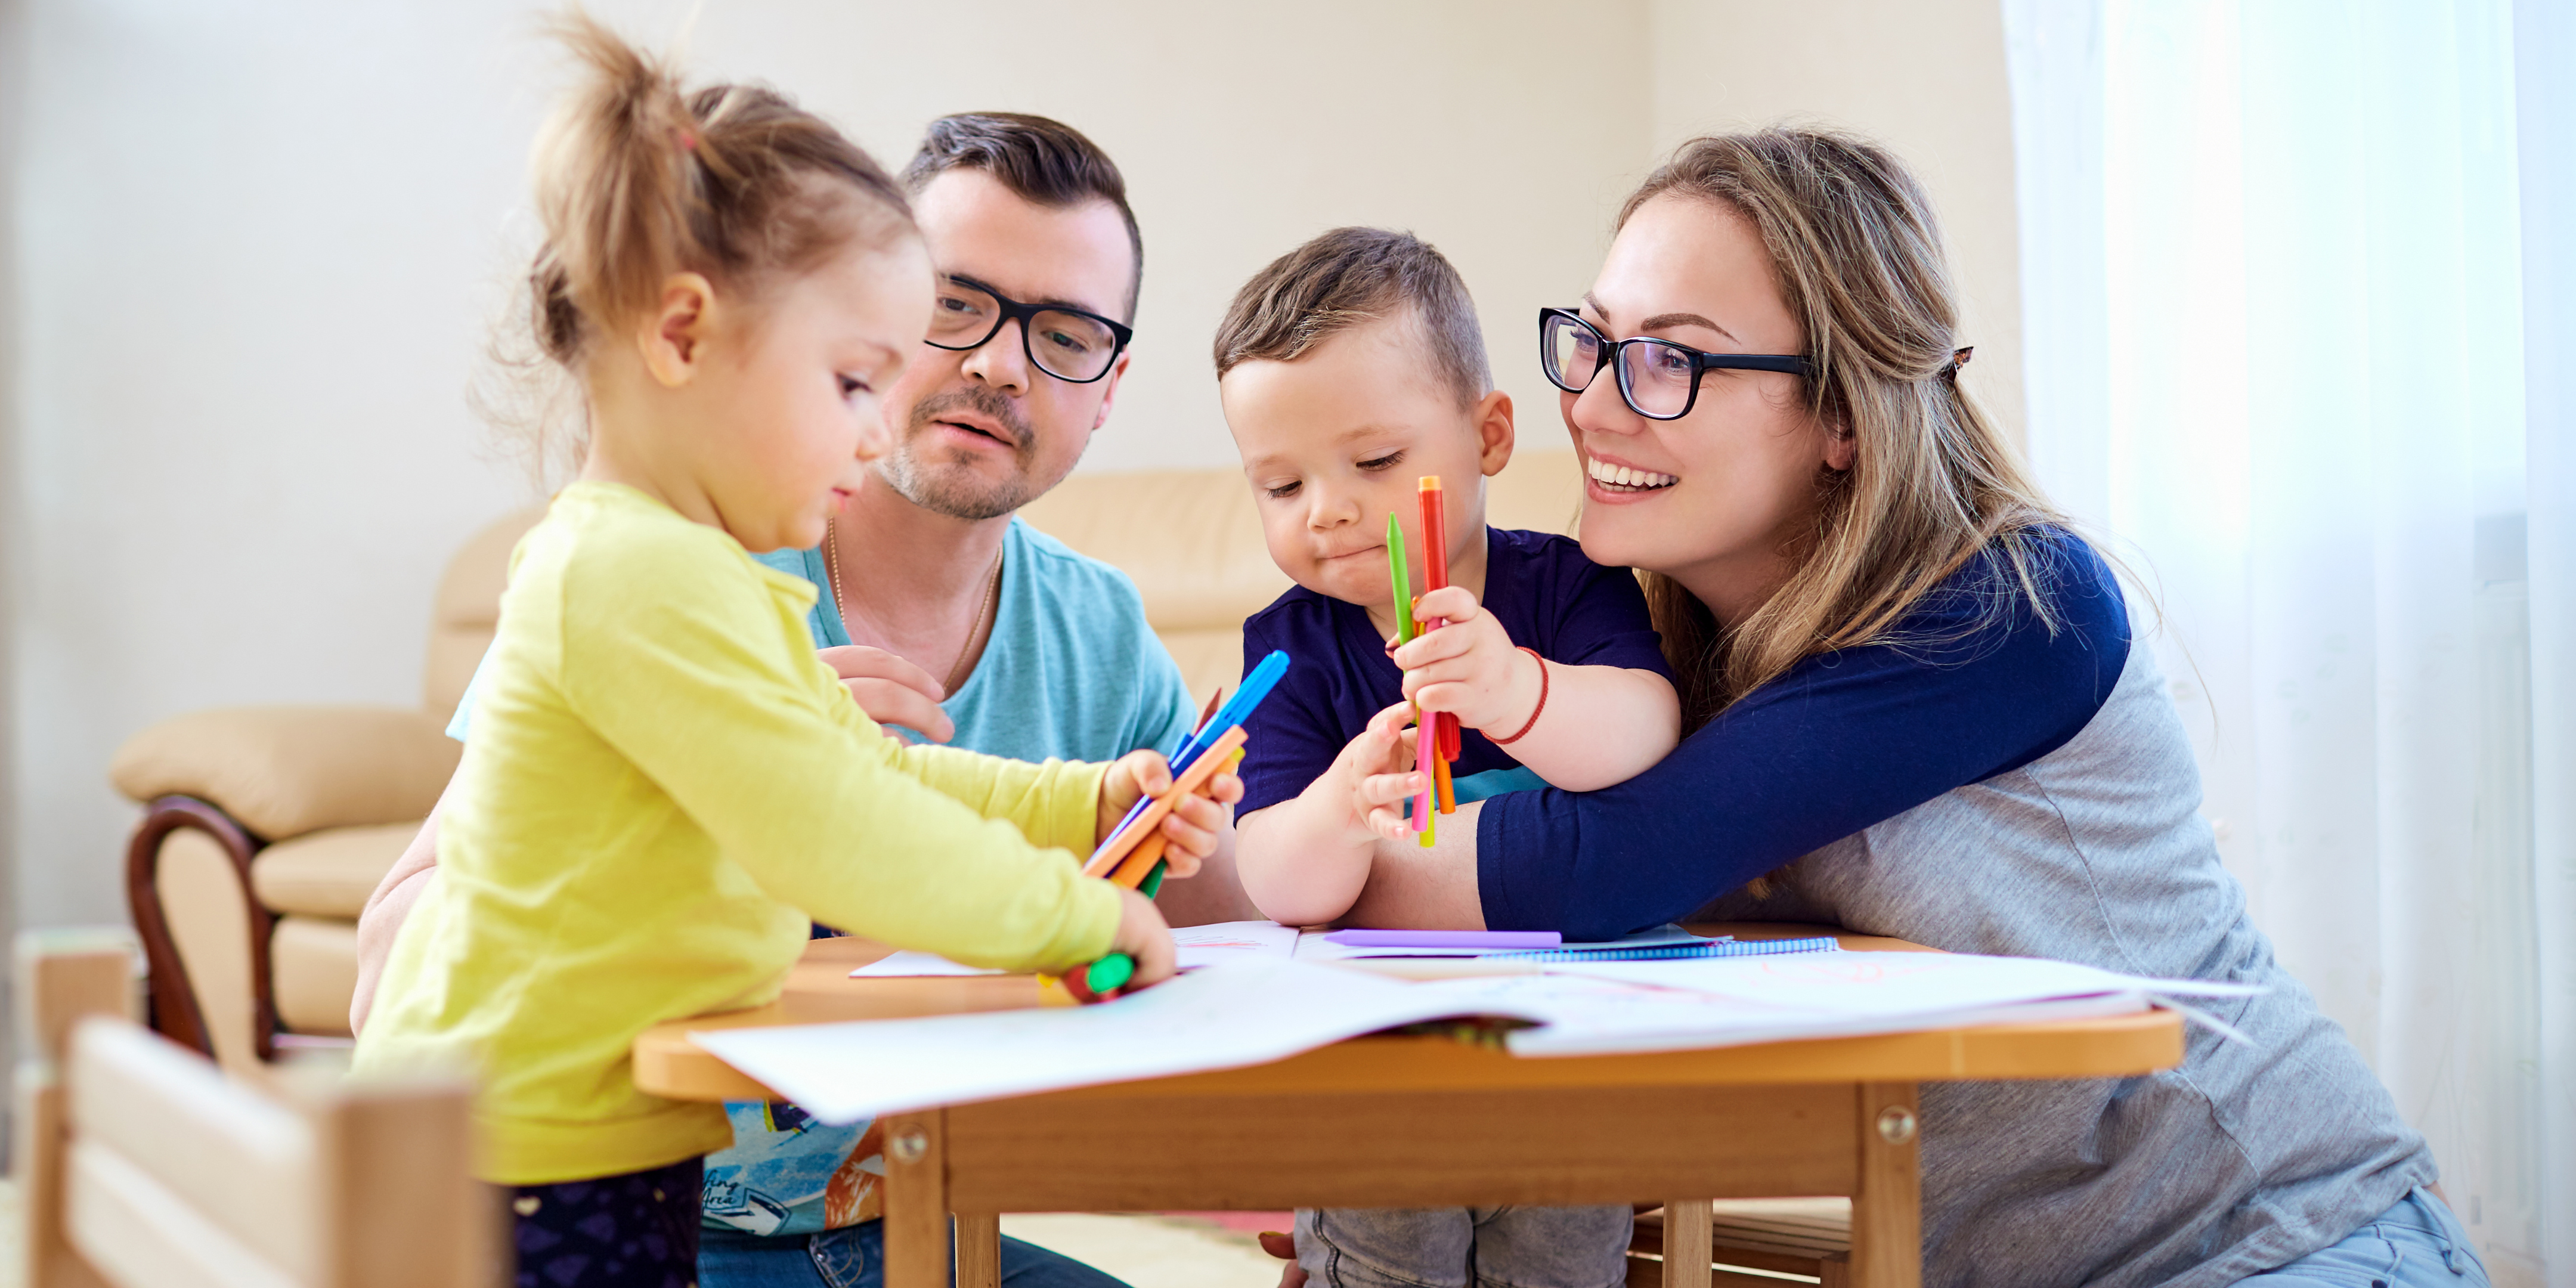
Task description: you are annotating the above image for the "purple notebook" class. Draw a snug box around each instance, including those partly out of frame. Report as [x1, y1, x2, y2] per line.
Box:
[1321, 930, 1563, 950]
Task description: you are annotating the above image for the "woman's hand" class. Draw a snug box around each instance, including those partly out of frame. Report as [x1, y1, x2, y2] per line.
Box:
[1097, 750, 1244, 880]
[1391, 586, 1542, 735]
[1352, 701, 1432, 842]
[818, 645, 953, 745]
[1106, 886, 1179, 988]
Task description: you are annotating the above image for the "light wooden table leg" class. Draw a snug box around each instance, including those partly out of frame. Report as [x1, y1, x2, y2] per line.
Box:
[955, 1211, 1002, 1288]
[881, 1110, 950, 1288]
[1849, 1081, 1921, 1288]
[1660, 1200, 1712, 1288]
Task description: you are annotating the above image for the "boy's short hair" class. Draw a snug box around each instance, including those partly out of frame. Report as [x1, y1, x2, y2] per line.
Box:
[903, 112, 1142, 320]
[1212, 227, 1491, 410]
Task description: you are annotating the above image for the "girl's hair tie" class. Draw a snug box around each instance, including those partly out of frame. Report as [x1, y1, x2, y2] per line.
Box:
[1940, 345, 1974, 382]
[676, 128, 699, 152]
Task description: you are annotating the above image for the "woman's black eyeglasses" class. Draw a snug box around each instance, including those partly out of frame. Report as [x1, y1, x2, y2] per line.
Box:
[926, 274, 1134, 384]
[1538, 308, 1815, 421]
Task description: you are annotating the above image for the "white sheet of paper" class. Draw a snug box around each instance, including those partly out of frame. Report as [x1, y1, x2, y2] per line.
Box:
[852, 921, 1298, 978]
[849, 951, 1004, 979]
[1394, 970, 2150, 1057]
[1171, 919, 1300, 969]
[1292, 923, 1717, 961]
[1488, 950, 2259, 1057]
[694, 959, 1544, 1125]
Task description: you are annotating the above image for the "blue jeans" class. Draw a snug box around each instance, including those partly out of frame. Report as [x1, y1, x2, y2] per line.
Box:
[2242, 1189, 2488, 1287]
[700, 1220, 1131, 1288]
[1293, 1205, 1634, 1288]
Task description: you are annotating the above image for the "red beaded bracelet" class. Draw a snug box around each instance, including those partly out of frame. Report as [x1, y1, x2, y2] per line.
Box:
[1491, 646, 1549, 745]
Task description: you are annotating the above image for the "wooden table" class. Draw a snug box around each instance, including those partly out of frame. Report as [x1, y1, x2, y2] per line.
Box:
[635, 926, 2182, 1288]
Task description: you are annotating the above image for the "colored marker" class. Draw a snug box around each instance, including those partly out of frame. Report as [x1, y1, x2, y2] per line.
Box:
[1091, 652, 1288, 863]
[1387, 514, 1416, 645]
[1085, 724, 1249, 880]
[1324, 929, 1563, 949]
[1419, 477, 1462, 766]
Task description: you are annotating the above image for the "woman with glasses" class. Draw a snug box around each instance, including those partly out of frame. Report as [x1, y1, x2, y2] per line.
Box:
[1335, 130, 2479, 1288]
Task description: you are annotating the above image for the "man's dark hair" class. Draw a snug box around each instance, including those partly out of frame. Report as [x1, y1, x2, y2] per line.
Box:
[1212, 227, 1491, 408]
[904, 112, 1143, 321]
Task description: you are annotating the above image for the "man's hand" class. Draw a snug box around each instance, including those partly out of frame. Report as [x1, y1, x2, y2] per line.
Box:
[1097, 750, 1243, 880]
[1390, 586, 1540, 735]
[818, 645, 954, 744]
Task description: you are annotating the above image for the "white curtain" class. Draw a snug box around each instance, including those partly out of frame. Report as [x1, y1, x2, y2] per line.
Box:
[2002, 1, 2574, 1281]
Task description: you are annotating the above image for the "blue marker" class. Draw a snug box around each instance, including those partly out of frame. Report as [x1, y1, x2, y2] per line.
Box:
[1093, 651, 1291, 856]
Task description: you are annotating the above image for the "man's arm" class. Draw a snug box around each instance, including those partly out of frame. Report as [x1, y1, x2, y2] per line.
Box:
[349, 775, 455, 1035]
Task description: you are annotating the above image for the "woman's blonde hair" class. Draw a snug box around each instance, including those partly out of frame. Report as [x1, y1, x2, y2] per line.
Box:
[491, 11, 915, 475]
[1624, 129, 2067, 730]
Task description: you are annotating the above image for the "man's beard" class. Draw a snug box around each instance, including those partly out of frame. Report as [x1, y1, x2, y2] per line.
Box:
[875, 386, 1047, 521]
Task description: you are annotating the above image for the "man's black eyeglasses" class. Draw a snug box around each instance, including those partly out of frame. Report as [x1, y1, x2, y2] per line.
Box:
[1538, 308, 1815, 421]
[925, 274, 1134, 384]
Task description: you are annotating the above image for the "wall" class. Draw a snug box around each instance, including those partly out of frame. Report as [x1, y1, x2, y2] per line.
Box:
[1648, 0, 2027, 444]
[5, 0, 1657, 930]
[7, 0, 2020, 933]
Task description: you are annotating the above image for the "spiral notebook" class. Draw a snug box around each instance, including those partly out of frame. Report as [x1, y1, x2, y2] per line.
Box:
[1487, 935, 1840, 963]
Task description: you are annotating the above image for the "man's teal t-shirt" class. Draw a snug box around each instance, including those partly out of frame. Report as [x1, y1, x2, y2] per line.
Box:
[445, 515, 1197, 1236]
[448, 515, 1197, 767]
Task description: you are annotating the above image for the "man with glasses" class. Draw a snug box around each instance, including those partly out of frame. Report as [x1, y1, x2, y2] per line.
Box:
[355, 113, 1235, 1288]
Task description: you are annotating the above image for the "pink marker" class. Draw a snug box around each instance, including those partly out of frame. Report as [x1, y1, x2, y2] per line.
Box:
[1413, 715, 1437, 834]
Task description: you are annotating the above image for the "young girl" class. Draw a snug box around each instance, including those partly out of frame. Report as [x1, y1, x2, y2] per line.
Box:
[351, 20, 1231, 1287]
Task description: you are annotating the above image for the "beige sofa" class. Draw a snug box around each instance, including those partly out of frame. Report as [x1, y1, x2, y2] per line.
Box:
[109, 454, 1583, 1070]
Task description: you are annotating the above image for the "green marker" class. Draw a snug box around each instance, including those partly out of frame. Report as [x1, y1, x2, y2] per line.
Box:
[1388, 513, 1417, 643]
[1083, 952, 1135, 996]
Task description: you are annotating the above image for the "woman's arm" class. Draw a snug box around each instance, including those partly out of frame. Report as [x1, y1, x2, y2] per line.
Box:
[1358, 540, 2137, 940]
[350, 776, 456, 1034]
[1342, 799, 1489, 930]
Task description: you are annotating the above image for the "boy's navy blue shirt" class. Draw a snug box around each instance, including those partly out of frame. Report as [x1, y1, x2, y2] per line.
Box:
[1237, 527, 1673, 816]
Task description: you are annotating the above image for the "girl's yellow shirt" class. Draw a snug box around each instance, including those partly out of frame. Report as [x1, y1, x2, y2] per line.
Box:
[354, 482, 1122, 1185]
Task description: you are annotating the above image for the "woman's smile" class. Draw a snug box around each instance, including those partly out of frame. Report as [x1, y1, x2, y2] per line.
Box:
[1580, 447, 1680, 504]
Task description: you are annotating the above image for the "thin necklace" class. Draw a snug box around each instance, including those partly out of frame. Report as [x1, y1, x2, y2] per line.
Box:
[825, 516, 1003, 696]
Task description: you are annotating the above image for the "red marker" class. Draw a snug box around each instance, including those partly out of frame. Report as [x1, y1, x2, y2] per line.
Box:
[1417, 478, 1462, 772]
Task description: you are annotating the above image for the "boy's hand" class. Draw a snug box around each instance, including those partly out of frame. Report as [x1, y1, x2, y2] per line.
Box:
[1389, 586, 1543, 736]
[1097, 750, 1243, 880]
[1352, 701, 1431, 842]
[818, 645, 953, 745]
[1105, 886, 1179, 989]
[1321, 702, 1418, 843]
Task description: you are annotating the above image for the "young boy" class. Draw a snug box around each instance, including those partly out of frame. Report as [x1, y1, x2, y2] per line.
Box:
[1215, 227, 1682, 1288]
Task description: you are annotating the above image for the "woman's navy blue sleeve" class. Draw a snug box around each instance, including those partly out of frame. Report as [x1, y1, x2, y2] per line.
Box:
[1476, 535, 2134, 940]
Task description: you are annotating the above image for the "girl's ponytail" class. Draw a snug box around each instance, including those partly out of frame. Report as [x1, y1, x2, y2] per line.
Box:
[521, 10, 914, 370]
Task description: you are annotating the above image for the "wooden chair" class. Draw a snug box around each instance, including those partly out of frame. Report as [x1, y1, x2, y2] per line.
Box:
[12, 928, 497, 1288]
[1629, 1199, 1854, 1287]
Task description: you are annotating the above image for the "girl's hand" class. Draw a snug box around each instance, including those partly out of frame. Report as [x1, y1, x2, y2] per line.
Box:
[1097, 750, 1244, 880]
[1389, 586, 1542, 735]
[817, 645, 954, 745]
[1107, 886, 1178, 988]
[1352, 701, 1430, 842]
